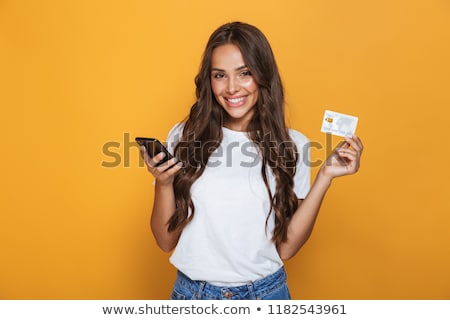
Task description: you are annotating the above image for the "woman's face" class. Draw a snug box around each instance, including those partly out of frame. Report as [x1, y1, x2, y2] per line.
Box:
[210, 44, 259, 131]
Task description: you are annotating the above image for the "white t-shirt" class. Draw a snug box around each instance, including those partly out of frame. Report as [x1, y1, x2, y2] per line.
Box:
[165, 124, 310, 286]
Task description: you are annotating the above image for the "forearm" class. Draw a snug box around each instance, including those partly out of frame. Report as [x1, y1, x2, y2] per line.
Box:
[278, 135, 364, 260]
[150, 182, 181, 252]
[277, 169, 332, 260]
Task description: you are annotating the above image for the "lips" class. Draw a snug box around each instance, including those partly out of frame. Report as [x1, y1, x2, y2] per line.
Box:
[224, 95, 247, 107]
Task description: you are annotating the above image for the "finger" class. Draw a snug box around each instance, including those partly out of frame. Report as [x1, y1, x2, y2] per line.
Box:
[337, 149, 357, 163]
[140, 146, 157, 171]
[337, 147, 357, 158]
[353, 135, 364, 153]
[154, 156, 179, 172]
[151, 152, 167, 165]
[139, 145, 147, 159]
[153, 159, 183, 181]
[165, 161, 184, 175]
[154, 160, 184, 181]
[335, 153, 350, 167]
[140, 146, 156, 165]
[328, 149, 349, 167]
[143, 151, 164, 173]
[335, 140, 350, 150]
[337, 149, 360, 172]
[344, 135, 363, 153]
[145, 152, 167, 170]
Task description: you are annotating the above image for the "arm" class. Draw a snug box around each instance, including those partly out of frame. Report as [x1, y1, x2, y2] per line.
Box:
[140, 147, 183, 252]
[277, 135, 364, 260]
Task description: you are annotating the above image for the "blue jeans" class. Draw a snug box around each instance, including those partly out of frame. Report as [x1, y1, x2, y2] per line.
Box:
[171, 267, 291, 300]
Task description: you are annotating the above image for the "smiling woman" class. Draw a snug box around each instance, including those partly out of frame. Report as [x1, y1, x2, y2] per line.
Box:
[138, 21, 363, 300]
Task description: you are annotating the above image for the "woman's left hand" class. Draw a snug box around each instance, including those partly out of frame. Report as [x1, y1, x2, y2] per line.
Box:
[321, 135, 364, 179]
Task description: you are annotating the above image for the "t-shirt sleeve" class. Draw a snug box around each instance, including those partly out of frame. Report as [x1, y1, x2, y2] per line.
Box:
[290, 129, 311, 199]
[165, 122, 184, 154]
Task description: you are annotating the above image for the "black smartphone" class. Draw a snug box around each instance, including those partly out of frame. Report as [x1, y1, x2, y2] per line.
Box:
[135, 137, 174, 166]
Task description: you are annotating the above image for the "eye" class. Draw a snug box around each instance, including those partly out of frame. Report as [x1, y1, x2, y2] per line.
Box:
[212, 72, 225, 79]
[240, 70, 252, 77]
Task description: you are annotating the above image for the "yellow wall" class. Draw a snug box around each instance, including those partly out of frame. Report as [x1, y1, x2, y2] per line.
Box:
[1, 0, 449, 299]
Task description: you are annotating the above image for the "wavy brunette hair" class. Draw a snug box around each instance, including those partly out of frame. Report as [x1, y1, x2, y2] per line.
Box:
[168, 22, 299, 245]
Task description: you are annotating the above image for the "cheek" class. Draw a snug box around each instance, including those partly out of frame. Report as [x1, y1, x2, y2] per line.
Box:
[210, 80, 223, 97]
[241, 78, 259, 94]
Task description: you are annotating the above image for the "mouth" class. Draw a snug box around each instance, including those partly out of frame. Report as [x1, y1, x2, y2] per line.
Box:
[224, 95, 247, 107]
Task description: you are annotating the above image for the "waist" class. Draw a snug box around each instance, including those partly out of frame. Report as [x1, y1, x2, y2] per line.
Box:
[175, 266, 287, 298]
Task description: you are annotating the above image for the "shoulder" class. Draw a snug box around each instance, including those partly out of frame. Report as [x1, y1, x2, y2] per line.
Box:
[167, 122, 185, 140]
[288, 128, 309, 147]
[166, 122, 185, 152]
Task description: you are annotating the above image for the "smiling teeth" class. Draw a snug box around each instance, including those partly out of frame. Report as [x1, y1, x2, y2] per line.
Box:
[227, 97, 245, 103]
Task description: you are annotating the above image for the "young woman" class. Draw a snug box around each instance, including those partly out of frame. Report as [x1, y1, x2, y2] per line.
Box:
[140, 21, 363, 300]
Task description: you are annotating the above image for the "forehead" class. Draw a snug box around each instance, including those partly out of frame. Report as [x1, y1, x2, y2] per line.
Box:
[211, 44, 246, 70]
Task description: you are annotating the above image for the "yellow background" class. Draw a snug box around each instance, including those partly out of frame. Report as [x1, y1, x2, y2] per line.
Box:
[1, 0, 449, 299]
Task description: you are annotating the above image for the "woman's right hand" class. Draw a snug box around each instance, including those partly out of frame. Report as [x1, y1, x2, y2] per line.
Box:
[140, 146, 183, 186]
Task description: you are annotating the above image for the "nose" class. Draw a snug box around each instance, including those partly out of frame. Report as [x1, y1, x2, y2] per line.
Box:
[226, 77, 240, 95]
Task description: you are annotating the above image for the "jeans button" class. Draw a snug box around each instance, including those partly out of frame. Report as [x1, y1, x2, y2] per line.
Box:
[224, 291, 232, 298]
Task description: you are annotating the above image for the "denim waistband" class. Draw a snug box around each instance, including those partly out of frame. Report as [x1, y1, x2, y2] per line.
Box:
[174, 267, 288, 300]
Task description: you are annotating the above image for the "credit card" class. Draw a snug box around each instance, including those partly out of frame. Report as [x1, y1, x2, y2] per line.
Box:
[321, 110, 358, 137]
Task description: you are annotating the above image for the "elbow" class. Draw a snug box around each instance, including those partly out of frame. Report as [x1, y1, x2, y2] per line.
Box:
[277, 244, 296, 261]
[152, 233, 177, 253]
[278, 238, 309, 260]
[278, 249, 296, 261]
[150, 223, 178, 253]
[157, 241, 176, 253]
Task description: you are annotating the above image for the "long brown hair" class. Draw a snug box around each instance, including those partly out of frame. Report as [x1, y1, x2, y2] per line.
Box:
[168, 22, 299, 245]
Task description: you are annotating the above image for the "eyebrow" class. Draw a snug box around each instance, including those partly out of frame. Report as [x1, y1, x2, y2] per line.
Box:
[211, 65, 248, 72]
